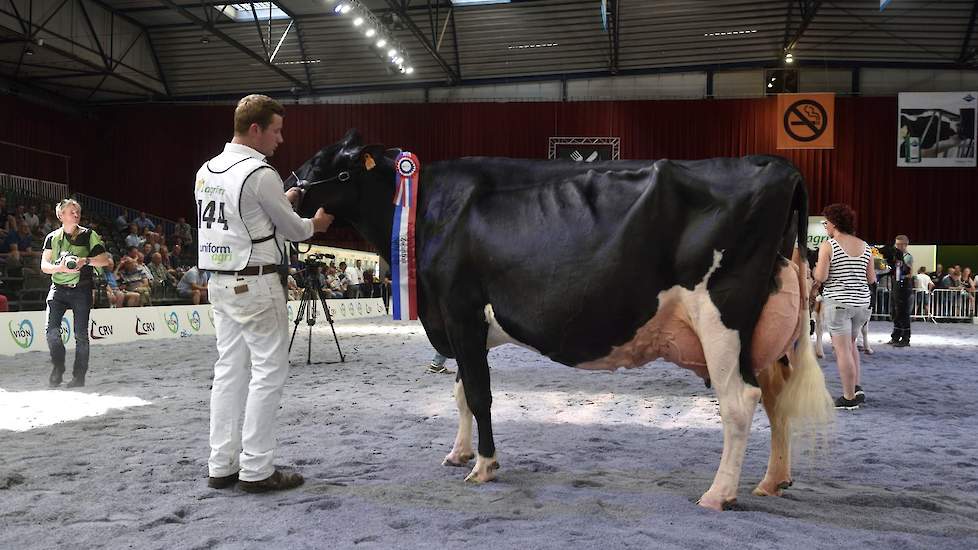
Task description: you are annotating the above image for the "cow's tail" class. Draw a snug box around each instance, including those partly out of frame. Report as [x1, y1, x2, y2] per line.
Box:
[776, 179, 834, 446]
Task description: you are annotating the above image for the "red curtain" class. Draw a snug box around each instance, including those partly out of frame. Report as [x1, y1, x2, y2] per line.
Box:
[3, 95, 975, 244]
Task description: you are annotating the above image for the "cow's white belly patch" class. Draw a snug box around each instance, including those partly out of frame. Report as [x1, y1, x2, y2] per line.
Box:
[484, 304, 540, 353]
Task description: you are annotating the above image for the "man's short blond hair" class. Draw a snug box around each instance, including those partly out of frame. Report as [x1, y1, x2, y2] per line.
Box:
[55, 198, 81, 219]
[895, 234, 910, 244]
[234, 94, 284, 135]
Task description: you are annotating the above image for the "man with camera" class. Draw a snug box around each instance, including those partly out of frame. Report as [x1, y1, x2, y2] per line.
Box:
[198, 94, 332, 494]
[39, 199, 111, 388]
[887, 234, 914, 347]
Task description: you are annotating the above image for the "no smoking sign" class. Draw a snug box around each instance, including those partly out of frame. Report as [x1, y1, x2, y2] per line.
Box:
[777, 93, 835, 149]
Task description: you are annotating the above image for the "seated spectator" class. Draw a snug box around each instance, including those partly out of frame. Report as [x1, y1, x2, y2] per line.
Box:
[1, 222, 35, 256]
[22, 205, 40, 232]
[147, 252, 177, 294]
[124, 223, 144, 249]
[142, 242, 155, 261]
[2, 243, 26, 277]
[323, 266, 346, 299]
[169, 243, 190, 272]
[0, 196, 10, 236]
[40, 212, 57, 235]
[114, 213, 129, 235]
[174, 216, 194, 246]
[135, 211, 156, 232]
[177, 266, 209, 305]
[117, 255, 152, 306]
[286, 269, 302, 300]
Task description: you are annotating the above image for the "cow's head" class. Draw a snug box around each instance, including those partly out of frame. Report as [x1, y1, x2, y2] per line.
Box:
[287, 129, 393, 221]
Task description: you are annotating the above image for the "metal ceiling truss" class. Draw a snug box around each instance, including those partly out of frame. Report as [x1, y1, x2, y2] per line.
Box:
[782, 0, 822, 55]
[605, 0, 620, 74]
[0, 0, 169, 98]
[960, 0, 978, 65]
[156, 0, 307, 91]
[383, 0, 459, 84]
[271, 1, 314, 91]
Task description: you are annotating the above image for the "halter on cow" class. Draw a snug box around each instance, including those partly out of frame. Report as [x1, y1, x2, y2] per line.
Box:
[291, 129, 833, 511]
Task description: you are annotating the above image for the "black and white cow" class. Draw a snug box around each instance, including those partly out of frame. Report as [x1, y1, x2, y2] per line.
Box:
[292, 130, 833, 510]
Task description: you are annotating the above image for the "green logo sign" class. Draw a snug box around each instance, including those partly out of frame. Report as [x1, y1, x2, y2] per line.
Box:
[9, 319, 33, 349]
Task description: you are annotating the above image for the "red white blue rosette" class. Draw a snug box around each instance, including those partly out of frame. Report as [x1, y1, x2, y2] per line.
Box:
[391, 151, 420, 320]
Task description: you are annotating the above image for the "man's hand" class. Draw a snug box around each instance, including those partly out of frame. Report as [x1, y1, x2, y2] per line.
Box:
[312, 208, 335, 234]
[286, 187, 304, 207]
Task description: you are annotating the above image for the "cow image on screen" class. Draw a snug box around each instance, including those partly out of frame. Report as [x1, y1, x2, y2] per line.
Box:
[291, 130, 833, 511]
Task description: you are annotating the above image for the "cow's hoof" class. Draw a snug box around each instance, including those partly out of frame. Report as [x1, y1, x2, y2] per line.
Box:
[752, 479, 792, 497]
[442, 451, 474, 467]
[815, 348, 824, 358]
[463, 454, 499, 483]
[697, 494, 736, 511]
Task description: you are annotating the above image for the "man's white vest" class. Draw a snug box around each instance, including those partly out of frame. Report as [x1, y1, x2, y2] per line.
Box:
[194, 151, 275, 271]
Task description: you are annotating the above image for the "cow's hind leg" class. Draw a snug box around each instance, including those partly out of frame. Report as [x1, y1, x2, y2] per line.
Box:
[446, 316, 498, 483]
[814, 302, 825, 358]
[861, 320, 873, 355]
[698, 327, 762, 511]
[753, 357, 793, 497]
[443, 376, 475, 467]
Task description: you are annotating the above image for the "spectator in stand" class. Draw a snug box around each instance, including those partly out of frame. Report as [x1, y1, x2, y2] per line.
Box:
[0, 196, 10, 236]
[142, 242, 155, 261]
[962, 267, 977, 314]
[135, 211, 156, 232]
[169, 243, 190, 274]
[148, 251, 177, 293]
[40, 212, 57, 235]
[343, 260, 362, 298]
[2, 243, 26, 277]
[114, 213, 129, 235]
[22, 205, 40, 232]
[2, 222, 35, 256]
[928, 264, 945, 286]
[101, 256, 138, 308]
[125, 223, 144, 249]
[117, 255, 151, 306]
[177, 265, 209, 305]
[324, 266, 346, 299]
[913, 266, 934, 317]
[361, 265, 375, 298]
[286, 269, 302, 300]
[174, 216, 194, 246]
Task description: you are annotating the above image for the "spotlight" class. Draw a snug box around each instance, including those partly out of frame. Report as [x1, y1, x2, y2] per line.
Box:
[365, 28, 376, 37]
[353, 17, 364, 26]
[200, 36, 209, 44]
[376, 39, 387, 48]
[393, 56, 403, 64]
[333, 2, 345, 14]
[25, 46, 34, 56]
[340, 4, 351, 14]
[785, 52, 794, 63]
[405, 66, 414, 74]
[767, 82, 773, 88]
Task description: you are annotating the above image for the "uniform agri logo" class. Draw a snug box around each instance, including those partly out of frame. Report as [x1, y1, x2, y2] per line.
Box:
[188, 310, 201, 332]
[135, 317, 156, 335]
[9, 319, 33, 349]
[163, 311, 179, 333]
[60, 318, 71, 344]
[89, 319, 114, 340]
[199, 242, 232, 265]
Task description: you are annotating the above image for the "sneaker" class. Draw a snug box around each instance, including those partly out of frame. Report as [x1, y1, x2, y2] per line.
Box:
[892, 340, 910, 348]
[885, 339, 899, 346]
[425, 362, 454, 374]
[834, 395, 861, 410]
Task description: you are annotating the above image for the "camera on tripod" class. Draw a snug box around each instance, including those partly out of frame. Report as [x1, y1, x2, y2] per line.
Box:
[303, 252, 335, 268]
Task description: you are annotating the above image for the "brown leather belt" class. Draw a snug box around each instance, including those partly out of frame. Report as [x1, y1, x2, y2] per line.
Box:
[209, 264, 279, 277]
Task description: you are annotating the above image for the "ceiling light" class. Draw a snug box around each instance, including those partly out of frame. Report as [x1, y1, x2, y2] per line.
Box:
[376, 39, 387, 47]
[353, 17, 364, 26]
[333, 2, 346, 13]
[200, 36, 209, 44]
[25, 47, 34, 55]
[785, 52, 794, 63]
[405, 66, 414, 74]
[365, 28, 376, 37]
[388, 48, 397, 57]
[767, 83, 773, 88]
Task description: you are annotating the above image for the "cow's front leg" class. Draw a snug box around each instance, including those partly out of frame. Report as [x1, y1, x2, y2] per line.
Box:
[447, 316, 498, 483]
[861, 321, 873, 355]
[698, 331, 761, 511]
[443, 377, 475, 467]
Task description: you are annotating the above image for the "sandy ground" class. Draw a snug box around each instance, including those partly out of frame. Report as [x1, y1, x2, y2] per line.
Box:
[1, 318, 977, 550]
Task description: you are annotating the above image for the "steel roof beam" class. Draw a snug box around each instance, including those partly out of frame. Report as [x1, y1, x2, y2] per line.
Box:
[959, 0, 978, 64]
[156, 0, 307, 90]
[383, 0, 459, 84]
[783, 0, 823, 53]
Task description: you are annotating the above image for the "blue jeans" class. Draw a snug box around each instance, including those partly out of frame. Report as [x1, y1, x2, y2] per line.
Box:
[46, 284, 93, 377]
[431, 352, 447, 367]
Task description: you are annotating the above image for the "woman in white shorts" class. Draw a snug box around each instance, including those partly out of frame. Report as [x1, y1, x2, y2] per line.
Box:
[813, 203, 876, 410]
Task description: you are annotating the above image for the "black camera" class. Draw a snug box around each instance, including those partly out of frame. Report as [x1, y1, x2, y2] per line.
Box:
[303, 253, 335, 268]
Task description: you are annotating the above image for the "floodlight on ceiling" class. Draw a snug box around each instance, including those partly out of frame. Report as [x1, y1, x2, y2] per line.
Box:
[376, 39, 387, 48]
[785, 52, 794, 63]
[365, 28, 376, 37]
[353, 17, 363, 26]
[332, 0, 413, 77]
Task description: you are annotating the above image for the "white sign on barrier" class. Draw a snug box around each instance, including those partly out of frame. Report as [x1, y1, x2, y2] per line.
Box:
[0, 298, 386, 356]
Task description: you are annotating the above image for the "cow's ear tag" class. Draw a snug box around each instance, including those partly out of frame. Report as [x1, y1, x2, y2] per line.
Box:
[364, 154, 376, 171]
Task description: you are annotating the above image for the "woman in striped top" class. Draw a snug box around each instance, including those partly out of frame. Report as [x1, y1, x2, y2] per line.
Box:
[813, 203, 877, 410]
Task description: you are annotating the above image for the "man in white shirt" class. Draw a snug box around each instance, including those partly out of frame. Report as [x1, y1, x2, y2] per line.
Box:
[343, 260, 362, 298]
[913, 266, 934, 317]
[198, 94, 332, 494]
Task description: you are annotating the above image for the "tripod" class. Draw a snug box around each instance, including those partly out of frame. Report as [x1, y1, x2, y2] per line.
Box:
[288, 265, 345, 364]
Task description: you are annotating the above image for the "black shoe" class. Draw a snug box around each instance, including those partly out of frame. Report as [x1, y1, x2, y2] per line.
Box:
[207, 472, 239, 489]
[892, 340, 910, 348]
[854, 385, 865, 404]
[885, 339, 899, 346]
[48, 368, 64, 388]
[66, 376, 85, 388]
[238, 470, 304, 493]
[834, 395, 861, 410]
